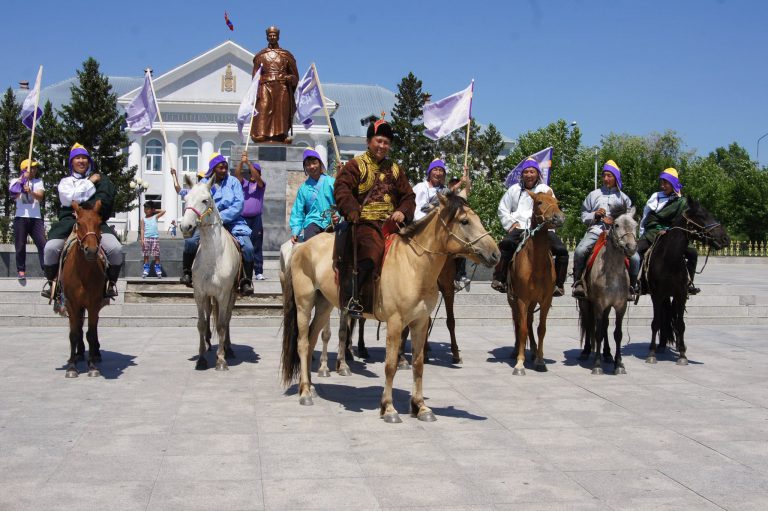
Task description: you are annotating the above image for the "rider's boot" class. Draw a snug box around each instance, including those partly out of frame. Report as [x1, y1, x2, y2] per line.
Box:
[491, 252, 511, 294]
[105, 264, 122, 299]
[686, 258, 700, 295]
[553, 256, 568, 297]
[179, 252, 194, 288]
[628, 272, 639, 301]
[40, 264, 59, 299]
[347, 260, 373, 320]
[571, 264, 586, 298]
[239, 260, 254, 296]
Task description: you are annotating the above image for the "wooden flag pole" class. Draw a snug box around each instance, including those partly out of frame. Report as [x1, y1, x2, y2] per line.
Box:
[244, 64, 262, 154]
[311, 63, 342, 172]
[25, 65, 43, 171]
[462, 79, 474, 169]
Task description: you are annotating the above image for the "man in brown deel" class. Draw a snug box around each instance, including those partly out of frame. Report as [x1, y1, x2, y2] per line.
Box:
[250, 26, 299, 143]
[334, 119, 415, 319]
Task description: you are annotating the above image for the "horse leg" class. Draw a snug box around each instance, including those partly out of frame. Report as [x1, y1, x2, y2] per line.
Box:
[317, 313, 331, 378]
[356, 317, 369, 359]
[613, 307, 627, 374]
[578, 300, 592, 360]
[85, 308, 101, 377]
[534, 302, 550, 372]
[380, 316, 404, 423]
[591, 307, 604, 375]
[398, 326, 410, 370]
[647, 295, 660, 364]
[329, 305, 351, 377]
[215, 297, 232, 371]
[224, 324, 235, 359]
[195, 298, 211, 370]
[673, 297, 688, 365]
[409, 316, 436, 422]
[601, 310, 613, 362]
[513, 300, 528, 375]
[65, 308, 84, 378]
[527, 308, 537, 363]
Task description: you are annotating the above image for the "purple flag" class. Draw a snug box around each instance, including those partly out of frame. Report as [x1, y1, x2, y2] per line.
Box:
[125, 72, 158, 135]
[504, 147, 554, 188]
[295, 64, 324, 128]
[20, 66, 43, 130]
[423, 81, 473, 140]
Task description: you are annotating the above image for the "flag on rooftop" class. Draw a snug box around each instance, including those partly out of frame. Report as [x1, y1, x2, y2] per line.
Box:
[125, 72, 158, 135]
[295, 64, 324, 128]
[504, 147, 554, 188]
[237, 65, 262, 141]
[422, 81, 473, 140]
[224, 12, 234, 31]
[20, 66, 43, 130]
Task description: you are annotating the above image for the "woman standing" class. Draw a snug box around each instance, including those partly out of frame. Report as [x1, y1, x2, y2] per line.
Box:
[8, 159, 46, 282]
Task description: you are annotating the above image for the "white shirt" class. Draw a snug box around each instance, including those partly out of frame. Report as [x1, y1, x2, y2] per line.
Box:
[413, 181, 444, 221]
[639, 191, 674, 237]
[58, 175, 96, 207]
[11, 177, 44, 219]
[497, 182, 553, 231]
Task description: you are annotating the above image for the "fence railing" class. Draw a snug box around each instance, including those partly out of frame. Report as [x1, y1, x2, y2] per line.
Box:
[561, 238, 768, 257]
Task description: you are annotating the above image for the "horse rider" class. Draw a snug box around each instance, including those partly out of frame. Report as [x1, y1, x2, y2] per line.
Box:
[180, 153, 255, 296]
[289, 149, 338, 244]
[41, 143, 123, 299]
[637, 168, 700, 295]
[492, 158, 569, 296]
[334, 118, 415, 319]
[572, 160, 640, 299]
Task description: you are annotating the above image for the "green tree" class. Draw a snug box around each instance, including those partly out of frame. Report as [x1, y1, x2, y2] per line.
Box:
[390, 72, 435, 183]
[32, 101, 64, 220]
[0, 88, 24, 217]
[57, 57, 135, 213]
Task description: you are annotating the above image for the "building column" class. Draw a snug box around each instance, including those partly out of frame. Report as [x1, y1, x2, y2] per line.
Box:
[198, 130, 217, 169]
[127, 136, 142, 238]
[162, 132, 180, 230]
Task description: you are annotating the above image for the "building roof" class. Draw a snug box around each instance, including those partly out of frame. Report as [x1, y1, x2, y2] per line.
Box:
[320, 83, 396, 138]
[14, 76, 143, 112]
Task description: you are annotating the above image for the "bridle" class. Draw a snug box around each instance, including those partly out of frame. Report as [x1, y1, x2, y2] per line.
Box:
[407, 205, 491, 257]
[681, 211, 721, 242]
[533, 199, 559, 226]
[184, 204, 217, 226]
[608, 220, 637, 254]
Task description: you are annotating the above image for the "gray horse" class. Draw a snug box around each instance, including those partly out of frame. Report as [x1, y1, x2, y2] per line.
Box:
[577, 204, 638, 375]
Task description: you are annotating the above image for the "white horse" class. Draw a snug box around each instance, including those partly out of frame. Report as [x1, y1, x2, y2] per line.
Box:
[279, 239, 351, 377]
[179, 176, 241, 371]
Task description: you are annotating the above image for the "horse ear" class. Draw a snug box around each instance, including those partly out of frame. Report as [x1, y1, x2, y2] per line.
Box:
[458, 187, 468, 200]
[627, 206, 636, 218]
[94, 200, 102, 214]
[206, 176, 215, 191]
[546, 189, 554, 196]
[72, 201, 80, 215]
[437, 193, 448, 207]
[183, 173, 193, 189]
[526, 190, 536, 200]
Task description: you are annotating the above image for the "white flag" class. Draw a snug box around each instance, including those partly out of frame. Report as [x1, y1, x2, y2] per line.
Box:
[295, 64, 324, 128]
[237, 65, 262, 141]
[125, 72, 158, 135]
[423, 81, 474, 140]
[20, 66, 43, 130]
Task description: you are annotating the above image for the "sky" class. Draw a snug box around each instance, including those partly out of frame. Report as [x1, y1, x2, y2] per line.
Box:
[2, 0, 766, 162]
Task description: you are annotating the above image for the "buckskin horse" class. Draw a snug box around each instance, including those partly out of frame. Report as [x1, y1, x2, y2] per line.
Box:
[281, 192, 499, 423]
[644, 199, 729, 365]
[506, 191, 565, 375]
[577, 204, 638, 375]
[59, 200, 107, 378]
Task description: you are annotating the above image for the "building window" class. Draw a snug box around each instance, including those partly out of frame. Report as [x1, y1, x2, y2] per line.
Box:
[181, 140, 199, 172]
[145, 139, 163, 172]
[220, 141, 236, 164]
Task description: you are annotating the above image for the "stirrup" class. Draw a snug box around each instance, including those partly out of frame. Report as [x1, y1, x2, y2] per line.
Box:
[345, 297, 365, 319]
[571, 282, 586, 298]
[490, 279, 507, 294]
[41, 281, 53, 299]
[105, 282, 118, 299]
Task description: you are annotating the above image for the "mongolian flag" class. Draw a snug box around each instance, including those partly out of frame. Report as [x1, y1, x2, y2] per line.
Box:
[224, 12, 234, 31]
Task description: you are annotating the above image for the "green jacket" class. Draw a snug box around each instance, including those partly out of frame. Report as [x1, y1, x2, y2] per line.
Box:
[640, 195, 687, 244]
[48, 173, 118, 240]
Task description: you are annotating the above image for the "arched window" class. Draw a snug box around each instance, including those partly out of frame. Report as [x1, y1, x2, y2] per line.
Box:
[144, 139, 163, 172]
[181, 140, 199, 172]
[220, 141, 236, 163]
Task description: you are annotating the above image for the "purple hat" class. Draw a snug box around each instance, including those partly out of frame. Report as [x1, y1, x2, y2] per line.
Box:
[659, 168, 682, 195]
[521, 157, 540, 172]
[302, 149, 325, 171]
[427, 158, 445, 178]
[602, 160, 622, 189]
[68, 143, 93, 177]
[251, 162, 262, 173]
[206, 153, 228, 178]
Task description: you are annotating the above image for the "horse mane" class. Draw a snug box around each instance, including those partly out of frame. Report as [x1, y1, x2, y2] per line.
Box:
[609, 203, 628, 219]
[78, 202, 97, 211]
[399, 192, 467, 240]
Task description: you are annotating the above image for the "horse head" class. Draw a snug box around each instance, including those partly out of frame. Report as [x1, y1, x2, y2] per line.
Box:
[436, 192, 500, 267]
[179, 175, 220, 238]
[527, 190, 565, 228]
[72, 200, 102, 261]
[609, 204, 638, 257]
[682, 198, 730, 250]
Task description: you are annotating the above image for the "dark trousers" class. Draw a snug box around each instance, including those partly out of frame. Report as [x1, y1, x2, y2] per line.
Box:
[638, 239, 698, 281]
[302, 222, 324, 241]
[454, 257, 467, 280]
[13, 217, 46, 272]
[244, 215, 264, 274]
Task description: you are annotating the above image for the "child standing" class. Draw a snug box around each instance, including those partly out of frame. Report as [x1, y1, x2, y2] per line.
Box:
[140, 202, 165, 278]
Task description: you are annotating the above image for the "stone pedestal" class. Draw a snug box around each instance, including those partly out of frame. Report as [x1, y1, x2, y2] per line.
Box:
[234, 144, 306, 251]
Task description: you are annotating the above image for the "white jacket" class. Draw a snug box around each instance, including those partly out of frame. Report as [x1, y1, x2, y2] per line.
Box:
[58, 175, 96, 207]
[498, 182, 553, 231]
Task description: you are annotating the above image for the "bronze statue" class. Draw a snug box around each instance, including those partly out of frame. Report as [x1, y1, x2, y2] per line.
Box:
[250, 26, 299, 144]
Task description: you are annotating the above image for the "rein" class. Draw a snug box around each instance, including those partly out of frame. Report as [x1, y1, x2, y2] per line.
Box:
[184, 204, 219, 226]
[406, 208, 491, 257]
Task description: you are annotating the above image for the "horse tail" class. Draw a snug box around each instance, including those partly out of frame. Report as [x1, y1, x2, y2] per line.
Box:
[280, 261, 300, 387]
[578, 299, 593, 349]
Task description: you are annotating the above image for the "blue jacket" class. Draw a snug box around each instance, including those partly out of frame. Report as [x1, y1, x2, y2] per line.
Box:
[201, 175, 252, 237]
[289, 174, 336, 236]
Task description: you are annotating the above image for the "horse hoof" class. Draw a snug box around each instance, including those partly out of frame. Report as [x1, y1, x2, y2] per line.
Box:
[452, 356, 463, 364]
[65, 369, 78, 378]
[614, 366, 627, 375]
[512, 367, 526, 376]
[381, 413, 402, 424]
[646, 357, 657, 364]
[299, 395, 314, 406]
[535, 363, 547, 373]
[337, 367, 351, 377]
[677, 357, 689, 366]
[578, 353, 589, 361]
[317, 368, 331, 378]
[87, 369, 100, 378]
[215, 362, 229, 371]
[591, 367, 604, 375]
[358, 347, 370, 359]
[195, 358, 208, 370]
[417, 410, 437, 422]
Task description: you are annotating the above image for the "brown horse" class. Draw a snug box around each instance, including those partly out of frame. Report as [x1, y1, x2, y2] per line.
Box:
[281, 192, 499, 423]
[60, 201, 107, 378]
[507, 191, 565, 375]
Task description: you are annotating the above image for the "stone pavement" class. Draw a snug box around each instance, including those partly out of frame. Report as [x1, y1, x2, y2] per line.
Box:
[1, 319, 767, 510]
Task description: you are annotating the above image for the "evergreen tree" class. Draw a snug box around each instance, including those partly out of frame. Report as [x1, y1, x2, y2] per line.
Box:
[390, 72, 435, 183]
[0, 88, 24, 217]
[58, 57, 135, 213]
[33, 101, 64, 220]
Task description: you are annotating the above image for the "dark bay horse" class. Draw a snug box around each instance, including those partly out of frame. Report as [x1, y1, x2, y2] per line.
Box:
[60, 201, 106, 378]
[507, 191, 565, 375]
[577, 205, 638, 375]
[644, 199, 729, 364]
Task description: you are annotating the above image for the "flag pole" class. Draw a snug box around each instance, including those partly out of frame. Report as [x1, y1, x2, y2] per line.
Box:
[462, 80, 474, 169]
[311, 63, 342, 172]
[244, 64, 262, 154]
[25, 65, 43, 173]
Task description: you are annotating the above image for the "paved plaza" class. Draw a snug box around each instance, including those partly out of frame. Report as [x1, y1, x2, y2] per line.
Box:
[1, 311, 768, 510]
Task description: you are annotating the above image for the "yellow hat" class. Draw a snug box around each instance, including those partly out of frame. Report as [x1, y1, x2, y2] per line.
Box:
[20, 159, 38, 171]
[662, 168, 679, 179]
[196, 169, 207, 178]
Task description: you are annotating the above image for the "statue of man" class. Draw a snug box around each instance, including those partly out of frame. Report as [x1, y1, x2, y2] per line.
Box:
[250, 26, 299, 144]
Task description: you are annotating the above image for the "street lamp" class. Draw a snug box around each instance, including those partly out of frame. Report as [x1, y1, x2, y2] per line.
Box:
[129, 177, 149, 240]
[757, 131, 768, 169]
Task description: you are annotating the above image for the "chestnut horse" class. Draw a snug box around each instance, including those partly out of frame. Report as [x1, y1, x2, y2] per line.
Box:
[281, 193, 500, 423]
[507, 191, 565, 375]
[60, 200, 107, 378]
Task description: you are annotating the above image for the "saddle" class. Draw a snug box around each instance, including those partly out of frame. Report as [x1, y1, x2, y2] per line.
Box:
[586, 231, 629, 275]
